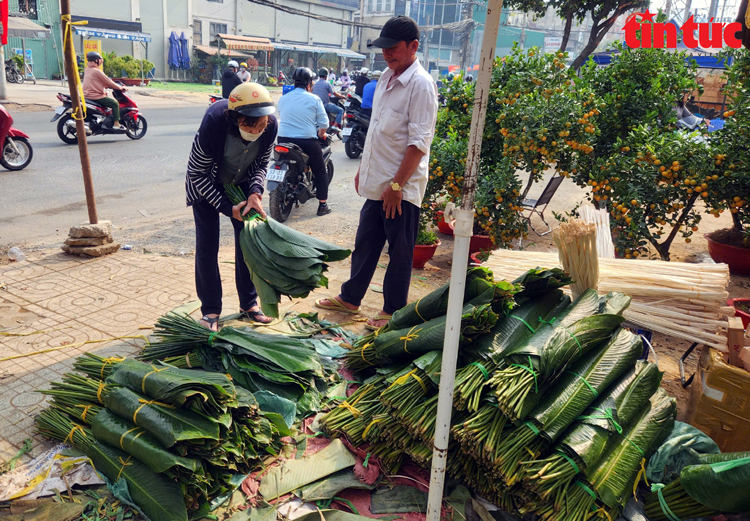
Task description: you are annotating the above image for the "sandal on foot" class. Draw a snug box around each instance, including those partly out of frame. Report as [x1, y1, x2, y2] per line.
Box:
[200, 315, 220, 331]
[239, 309, 273, 324]
[314, 297, 361, 314]
[365, 314, 392, 331]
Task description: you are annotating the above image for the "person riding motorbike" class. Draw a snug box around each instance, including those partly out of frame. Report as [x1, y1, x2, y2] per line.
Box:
[82, 51, 127, 129]
[276, 67, 332, 216]
[354, 67, 370, 96]
[359, 70, 381, 118]
[222, 60, 242, 98]
[237, 62, 251, 83]
[312, 67, 345, 126]
[340, 70, 351, 90]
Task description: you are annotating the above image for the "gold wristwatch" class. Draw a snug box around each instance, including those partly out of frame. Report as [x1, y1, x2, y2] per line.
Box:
[390, 181, 402, 192]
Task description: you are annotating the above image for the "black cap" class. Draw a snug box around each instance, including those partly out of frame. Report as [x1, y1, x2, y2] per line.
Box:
[368, 16, 420, 48]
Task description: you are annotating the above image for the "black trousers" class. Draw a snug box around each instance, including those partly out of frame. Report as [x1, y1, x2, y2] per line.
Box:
[278, 136, 328, 201]
[340, 199, 420, 314]
[193, 197, 258, 316]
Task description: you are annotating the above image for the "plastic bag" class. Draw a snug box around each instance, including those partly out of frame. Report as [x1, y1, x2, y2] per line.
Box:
[646, 421, 720, 484]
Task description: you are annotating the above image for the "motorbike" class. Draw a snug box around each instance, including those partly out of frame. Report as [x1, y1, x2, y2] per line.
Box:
[266, 130, 337, 222]
[342, 111, 369, 159]
[51, 88, 147, 144]
[5, 59, 23, 84]
[343, 92, 362, 114]
[0, 104, 33, 171]
[209, 94, 223, 105]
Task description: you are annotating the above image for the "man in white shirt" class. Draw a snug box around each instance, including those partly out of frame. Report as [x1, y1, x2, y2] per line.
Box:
[315, 16, 438, 330]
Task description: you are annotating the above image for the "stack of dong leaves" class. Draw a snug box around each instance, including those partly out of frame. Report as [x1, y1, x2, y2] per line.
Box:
[321, 266, 680, 520]
[36, 356, 291, 521]
[225, 184, 351, 318]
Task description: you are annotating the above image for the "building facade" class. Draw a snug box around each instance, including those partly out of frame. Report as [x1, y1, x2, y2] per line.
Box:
[3, 0, 64, 80]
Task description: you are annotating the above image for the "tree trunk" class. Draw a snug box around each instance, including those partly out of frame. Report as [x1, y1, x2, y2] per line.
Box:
[732, 211, 743, 232]
[559, 9, 574, 52]
[655, 194, 700, 261]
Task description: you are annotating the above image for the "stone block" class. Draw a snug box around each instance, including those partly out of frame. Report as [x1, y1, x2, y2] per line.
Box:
[68, 220, 112, 239]
[62, 242, 121, 257]
[64, 236, 112, 247]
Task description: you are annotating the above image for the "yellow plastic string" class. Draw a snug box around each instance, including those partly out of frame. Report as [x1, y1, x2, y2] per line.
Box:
[363, 418, 382, 439]
[101, 357, 125, 378]
[119, 427, 141, 449]
[387, 369, 417, 390]
[400, 325, 420, 354]
[141, 365, 169, 393]
[338, 401, 361, 418]
[64, 425, 87, 444]
[96, 381, 106, 404]
[596, 507, 612, 521]
[414, 298, 426, 321]
[116, 456, 133, 480]
[77, 404, 92, 422]
[360, 342, 375, 365]
[633, 458, 649, 499]
[410, 372, 428, 394]
[132, 399, 174, 425]
[61, 15, 88, 121]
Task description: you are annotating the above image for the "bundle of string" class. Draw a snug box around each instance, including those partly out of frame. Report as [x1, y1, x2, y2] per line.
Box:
[579, 205, 615, 259]
[553, 219, 599, 300]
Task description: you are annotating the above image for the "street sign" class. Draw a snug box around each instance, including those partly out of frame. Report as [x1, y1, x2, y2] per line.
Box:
[544, 36, 562, 53]
[83, 40, 103, 69]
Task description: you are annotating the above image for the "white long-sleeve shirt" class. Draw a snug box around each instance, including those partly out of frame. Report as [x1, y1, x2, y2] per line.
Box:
[358, 59, 438, 208]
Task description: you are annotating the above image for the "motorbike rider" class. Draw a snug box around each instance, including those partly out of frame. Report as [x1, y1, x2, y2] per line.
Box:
[340, 70, 351, 90]
[277, 67, 332, 216]
[222, 60, 242, 98]
[359, 70, 381, 118]
[82, 51, 127, 129]
[237, 62, 251, 83]
[312, 67, 345, 127]
[354, 67, 370, 96]
[186, 82, 278, 331]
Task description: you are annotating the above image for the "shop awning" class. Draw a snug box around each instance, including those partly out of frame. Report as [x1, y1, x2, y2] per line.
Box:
[271, 41, 365, 59]
[194, 45, 252, 59]
[73, 25, 151, 43]
[3, 16, 51, 39]
[217, 33, 274, 51]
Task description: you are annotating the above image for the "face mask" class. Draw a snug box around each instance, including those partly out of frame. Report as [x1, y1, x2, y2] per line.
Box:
[240, 128, 263, 141]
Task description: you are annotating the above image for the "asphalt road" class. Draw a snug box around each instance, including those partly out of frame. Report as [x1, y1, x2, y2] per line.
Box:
[0, 106, 363, 251]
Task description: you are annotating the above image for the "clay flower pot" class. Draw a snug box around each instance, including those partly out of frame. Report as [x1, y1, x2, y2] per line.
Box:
[469, 235, 495, 255]
[470, 252, 484, 265]
[705, 234, 750, 275]
[436, 210, 454, 235]
[413, 240, 441, 269]
[727, 298, 750, 329]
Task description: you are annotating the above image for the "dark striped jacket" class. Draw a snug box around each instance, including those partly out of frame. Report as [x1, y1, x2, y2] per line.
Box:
[185, 99, 278, 216]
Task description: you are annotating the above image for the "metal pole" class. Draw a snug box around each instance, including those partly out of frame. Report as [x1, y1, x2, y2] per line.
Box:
[425, 0, 503, 519]
[61, 0, 98, 224]
[0, 46, 7, 101]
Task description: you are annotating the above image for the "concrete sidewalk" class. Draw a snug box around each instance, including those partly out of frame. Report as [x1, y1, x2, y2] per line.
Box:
[0, 247, 447, 467]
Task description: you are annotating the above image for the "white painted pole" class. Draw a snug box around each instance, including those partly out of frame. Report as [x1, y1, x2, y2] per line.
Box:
[425, 0, 504, 519]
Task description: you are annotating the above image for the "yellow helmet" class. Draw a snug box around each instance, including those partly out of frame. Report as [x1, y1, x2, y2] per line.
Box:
[240, 62, 247, 68]
[228, 82, 275, 117]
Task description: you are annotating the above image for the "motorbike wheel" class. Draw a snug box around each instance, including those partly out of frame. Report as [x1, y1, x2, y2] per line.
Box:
[15, 69, 24, 84]
[269, 185, 294, 223]
[0, 137, 33, 171]
[326, 159, 334, 183]
[125, 116, 148, 140]
[344, 136, 361, 159]
[7, 68, 19, 83]
[56, 115, 79, 144]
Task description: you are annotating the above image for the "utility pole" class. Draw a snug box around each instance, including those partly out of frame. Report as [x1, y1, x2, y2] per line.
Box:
[0, 46, 7, 101]
[423, 14, 431, 72]
[665, 0, 672, 19]
[61, 0, 98, 224]
[683, 0, 692, 23]
[459, 0, 473, 72]
[519, 11, 527, 50]
[707, 0, 719, 19]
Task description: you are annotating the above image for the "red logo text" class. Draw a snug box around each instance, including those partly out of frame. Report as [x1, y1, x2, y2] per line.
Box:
[623, 10, 742, 49]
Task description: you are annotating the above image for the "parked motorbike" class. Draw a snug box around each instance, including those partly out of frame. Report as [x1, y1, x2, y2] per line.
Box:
[266, 131, 337, 222]
[0, 104, 33, 170]
[52, 88, 147, 144]
[4, 59, 24, 84]
[342, 111, 369, 159]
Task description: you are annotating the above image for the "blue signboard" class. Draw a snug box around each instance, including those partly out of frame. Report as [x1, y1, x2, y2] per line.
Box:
[73, 27, 152, 43]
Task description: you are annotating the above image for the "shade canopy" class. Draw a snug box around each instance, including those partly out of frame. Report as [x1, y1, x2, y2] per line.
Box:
[217, 33, 274, 51]
[3, 16, 51, 39]
[271, 41, 365, 59]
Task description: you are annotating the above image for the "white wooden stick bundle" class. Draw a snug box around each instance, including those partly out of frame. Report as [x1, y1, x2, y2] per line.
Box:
[579, 205, 615, 259]
[553, 220, 599, 300]
[485, 249, 730, 351]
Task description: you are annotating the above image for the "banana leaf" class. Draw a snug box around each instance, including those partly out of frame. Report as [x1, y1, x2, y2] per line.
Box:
[512, 268, 573, 304]
[559, 360, 663, 472]
[91, 409, 203, 475]
[530, 328, 644, 443]
[265, 217, 351, 262]
[241, 230, 317, 295]
[106, 359, 236, 422]
[680, 452, 750, 512]
[86, 440, 188, 521]
[388, 267, 497, 330]
[106, 387, 220, 448]
[588, 388, 677, 508]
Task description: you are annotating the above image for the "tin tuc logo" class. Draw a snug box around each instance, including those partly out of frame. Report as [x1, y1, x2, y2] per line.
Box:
[623, 10, 744, 49]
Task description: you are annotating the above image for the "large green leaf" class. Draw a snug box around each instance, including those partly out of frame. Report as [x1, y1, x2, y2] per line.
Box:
[252, 229, 327, 272]
[681, 452, 750, 512]
[371, 486, 429, 513]
[105, 387, 220, 448]
[241, 230, 310, 293]
[266, 218, 352, 262]
[588, 388, 677, 508]
[530, 328, 644, 443]
[215, 327, 322, 374]
[91, 410, 202, 475]
[250, 223, 323, 262]
[293, 468, 375, 501]
[87, 441, 187, 521]
[253, 391, 297, 428]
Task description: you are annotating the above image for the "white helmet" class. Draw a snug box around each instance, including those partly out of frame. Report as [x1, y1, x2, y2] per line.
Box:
[372, 70, 382, 79]
[360, 67, 369, 75]
[227, 60, 239, 68]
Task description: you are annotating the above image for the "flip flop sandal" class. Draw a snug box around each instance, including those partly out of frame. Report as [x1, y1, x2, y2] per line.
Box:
[365, 314, 392, 331]
[314, 297, 361, 315]
[200, 315, 220, 331]
[239, 310, 274, 324]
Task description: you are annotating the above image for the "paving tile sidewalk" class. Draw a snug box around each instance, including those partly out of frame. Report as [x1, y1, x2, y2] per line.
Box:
[0, 248, 447, 468]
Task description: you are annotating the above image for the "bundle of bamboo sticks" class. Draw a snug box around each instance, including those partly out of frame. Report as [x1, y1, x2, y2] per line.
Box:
[485, 249, 732, 351]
